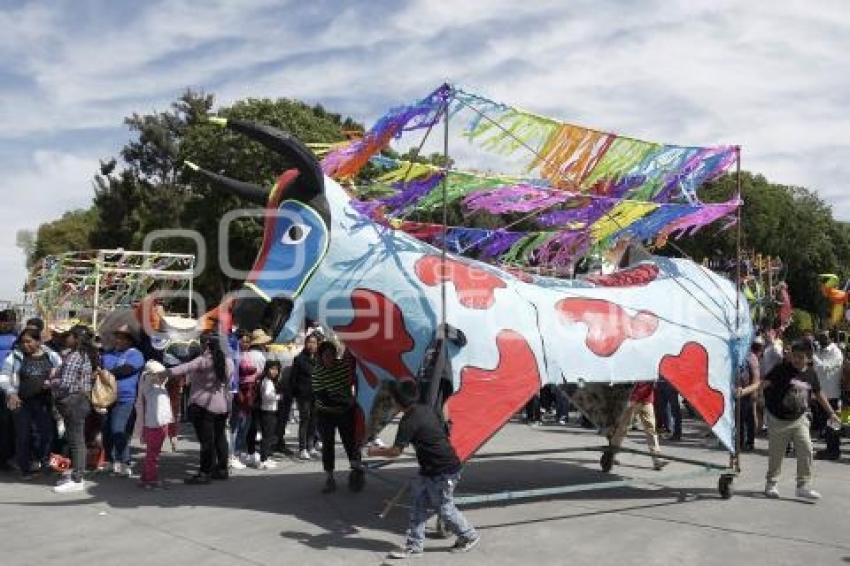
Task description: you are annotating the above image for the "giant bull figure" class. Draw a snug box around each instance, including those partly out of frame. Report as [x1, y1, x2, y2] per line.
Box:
[188, 119, 751, 460]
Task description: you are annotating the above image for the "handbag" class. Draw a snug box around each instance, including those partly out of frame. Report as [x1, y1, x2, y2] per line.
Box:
[90, 368, 118, 410]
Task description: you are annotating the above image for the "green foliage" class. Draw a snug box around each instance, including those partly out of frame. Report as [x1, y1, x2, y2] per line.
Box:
[30, 208, 97, 263]
[29, 90, 361, 305]
[673, 171, 850, 313]
[785, 308, 815, 338]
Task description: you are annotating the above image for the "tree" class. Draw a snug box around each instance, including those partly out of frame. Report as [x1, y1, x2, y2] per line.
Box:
[29, 208, 98, 264]
[673, 171, 850, 314]
[15, 230, 36, 268]
[45, 91, 361, 304]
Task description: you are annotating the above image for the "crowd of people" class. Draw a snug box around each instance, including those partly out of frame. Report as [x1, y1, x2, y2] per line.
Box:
[0, 307, 480, 558]
[2, 303, 848, 557]
[0, 309, 368, 494]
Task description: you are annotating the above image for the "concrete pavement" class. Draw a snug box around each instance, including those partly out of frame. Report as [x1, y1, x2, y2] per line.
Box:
[1, 418, 848, 566]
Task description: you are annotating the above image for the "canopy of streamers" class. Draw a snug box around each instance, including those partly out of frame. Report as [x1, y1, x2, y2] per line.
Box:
[321, 84, 740, 267]
[26, 250, 195, 320]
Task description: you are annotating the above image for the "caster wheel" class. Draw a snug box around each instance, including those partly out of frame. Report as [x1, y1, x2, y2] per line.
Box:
[600, 451, 614, 473]
[718, 474, 734, 499]
[348, 468, 366, 492]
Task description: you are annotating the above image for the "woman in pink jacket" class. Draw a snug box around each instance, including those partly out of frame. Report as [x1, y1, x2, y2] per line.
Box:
[166, 333, 234, 484]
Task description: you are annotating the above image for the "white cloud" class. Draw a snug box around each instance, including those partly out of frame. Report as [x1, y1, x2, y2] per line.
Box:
[2, 0, 850, 304]
[0, 150, 99, 302]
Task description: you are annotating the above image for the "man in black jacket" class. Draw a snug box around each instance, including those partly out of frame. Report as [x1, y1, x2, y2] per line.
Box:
[289, 332, 320, 460]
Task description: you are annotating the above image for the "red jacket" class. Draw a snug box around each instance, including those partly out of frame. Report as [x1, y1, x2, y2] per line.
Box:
[630, 382, 655, 404]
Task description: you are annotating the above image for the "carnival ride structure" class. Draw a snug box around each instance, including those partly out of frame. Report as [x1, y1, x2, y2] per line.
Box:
[26, 249, 195, 329]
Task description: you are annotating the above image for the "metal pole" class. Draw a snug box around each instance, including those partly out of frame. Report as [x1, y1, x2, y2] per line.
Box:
[188, 258, 194, 318]
[733, 146, 742, 473]
[92, 251, 102, 330]
[440, 93, 450, 336]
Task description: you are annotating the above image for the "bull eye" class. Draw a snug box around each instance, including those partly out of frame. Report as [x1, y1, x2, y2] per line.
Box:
[281, 223, 311, 245]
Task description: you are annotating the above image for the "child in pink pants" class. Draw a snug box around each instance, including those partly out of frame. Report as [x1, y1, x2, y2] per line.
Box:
[134, 361, 174, 488]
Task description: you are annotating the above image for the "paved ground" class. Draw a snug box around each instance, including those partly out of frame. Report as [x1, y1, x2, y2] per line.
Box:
[1, 417, 848, 566]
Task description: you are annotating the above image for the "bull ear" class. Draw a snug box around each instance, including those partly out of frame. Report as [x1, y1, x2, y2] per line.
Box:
[184, 161, 269, 205]
[211, 117, 324, 197]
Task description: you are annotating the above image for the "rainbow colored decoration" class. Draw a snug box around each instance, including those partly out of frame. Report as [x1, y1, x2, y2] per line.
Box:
[322, 84, 740, 268]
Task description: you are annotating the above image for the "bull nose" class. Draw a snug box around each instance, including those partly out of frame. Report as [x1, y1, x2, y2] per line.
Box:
[232, 287, 294, 338]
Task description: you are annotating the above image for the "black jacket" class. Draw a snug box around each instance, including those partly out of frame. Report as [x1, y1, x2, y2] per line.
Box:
[290, 350, 318, 398]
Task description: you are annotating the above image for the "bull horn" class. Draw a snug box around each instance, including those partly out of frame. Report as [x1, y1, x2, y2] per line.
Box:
[184, 161, 269, 205]
[222, 118, 324, 196]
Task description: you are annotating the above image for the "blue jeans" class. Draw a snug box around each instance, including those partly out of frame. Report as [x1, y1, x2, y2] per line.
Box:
[657, 380, 682, 436]
[406, 471, 477, 551]
[230, 404, 252, 454]
[104, 400, 136, 464]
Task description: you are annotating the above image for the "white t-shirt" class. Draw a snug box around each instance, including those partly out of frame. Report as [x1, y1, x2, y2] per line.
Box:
[141, 376, 174, 428]
[260, 377, 279, 412]
[814, 342, 843, 400]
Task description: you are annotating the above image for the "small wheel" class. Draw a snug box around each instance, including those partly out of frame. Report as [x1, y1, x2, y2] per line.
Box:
[435, 517, 451, 539]
[718, 474, 734, 499]
[600, 451, 614, 473]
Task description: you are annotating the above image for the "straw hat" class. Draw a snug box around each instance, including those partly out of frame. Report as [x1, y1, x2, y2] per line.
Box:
[249, 328, 273, 347]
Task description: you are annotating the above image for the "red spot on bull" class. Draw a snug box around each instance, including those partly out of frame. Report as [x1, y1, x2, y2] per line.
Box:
[415, 256, 507, 310]
[447, 330, 541, 461]
[585, 263, 659, 287]
[556, 298, 659, 357]
[659, 342, 723, 426]
[334, 289, 414, 379]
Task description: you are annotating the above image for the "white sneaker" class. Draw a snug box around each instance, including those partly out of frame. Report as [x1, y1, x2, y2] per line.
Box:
[123, 464, 134, 478]
[112, 462, 124, 475]
[370, 438, 387, 448]
[309, 448, 320, 458]
[229, 456, 246, 470]
[795, 486, 822, 500]
[54, 479, 85, 493]
[299, 449, 311, 460]
[764, 483, 780, 499]
[260, 460, 278, 470]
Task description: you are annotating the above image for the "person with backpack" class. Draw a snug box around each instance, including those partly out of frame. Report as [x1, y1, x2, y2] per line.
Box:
[232, 329, 269, 468]
[0, 327, 61, 480]
[165, 333, 235, 484]
[50, 325, 100, 493]
[368, 379, 480, 559]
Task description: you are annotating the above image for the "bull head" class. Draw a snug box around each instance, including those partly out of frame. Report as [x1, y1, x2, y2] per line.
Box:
[186, 118, 330, 338]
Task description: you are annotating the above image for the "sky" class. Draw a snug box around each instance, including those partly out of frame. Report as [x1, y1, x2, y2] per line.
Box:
[1, 0, 849, 302]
